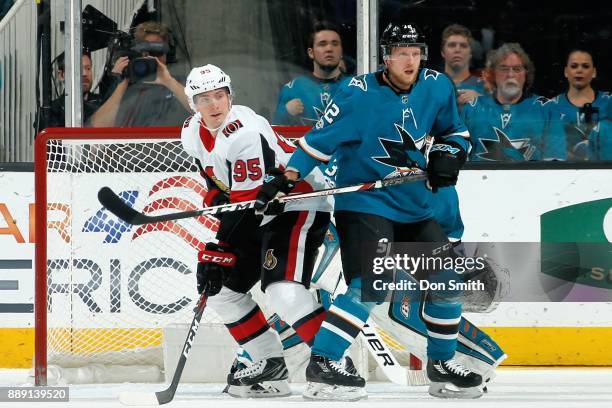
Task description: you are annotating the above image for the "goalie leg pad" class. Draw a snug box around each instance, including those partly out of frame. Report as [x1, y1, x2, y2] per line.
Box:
[370, 271, 506, 383]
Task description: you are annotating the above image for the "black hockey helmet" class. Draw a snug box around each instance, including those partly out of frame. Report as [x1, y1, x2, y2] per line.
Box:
[380, 23, 428, 61]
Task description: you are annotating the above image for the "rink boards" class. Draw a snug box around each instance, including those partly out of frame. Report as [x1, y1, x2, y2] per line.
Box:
[0, 168, 611, 367]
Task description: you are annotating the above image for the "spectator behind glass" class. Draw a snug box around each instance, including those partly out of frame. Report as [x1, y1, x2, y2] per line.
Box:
[461, 43, 566, 161]
[272, 21, 346, 125]
[550, 48, 612, 160]
[35, 51, 103, 131]
[89, 21, 190, 127]
[440, 24, 485, 107]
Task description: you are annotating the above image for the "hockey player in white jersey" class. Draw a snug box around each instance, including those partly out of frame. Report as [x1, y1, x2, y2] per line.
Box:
[181, 65, 332, 397]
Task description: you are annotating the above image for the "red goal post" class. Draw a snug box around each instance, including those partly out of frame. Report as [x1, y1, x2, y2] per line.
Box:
[33, 126, 310, 386]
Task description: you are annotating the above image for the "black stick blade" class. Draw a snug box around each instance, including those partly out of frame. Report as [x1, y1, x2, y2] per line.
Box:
[97, 187, 144, 225]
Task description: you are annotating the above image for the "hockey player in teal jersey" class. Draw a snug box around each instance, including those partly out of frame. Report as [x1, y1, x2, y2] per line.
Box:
[273, 21, 347, 126]
[462, 43, 567, 162]
[551, 48, 611, 160]
[255, 22, 483, 400]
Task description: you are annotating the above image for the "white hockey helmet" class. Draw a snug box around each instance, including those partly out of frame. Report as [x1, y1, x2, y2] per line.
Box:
[185, 64, 233, 111]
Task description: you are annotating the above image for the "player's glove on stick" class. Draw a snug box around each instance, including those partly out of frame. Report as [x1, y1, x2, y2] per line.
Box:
[426, 140, 467, 193]
[197, 242, 236, 296]
[203, 187, 229, 208]
[254, 168, 296, 214]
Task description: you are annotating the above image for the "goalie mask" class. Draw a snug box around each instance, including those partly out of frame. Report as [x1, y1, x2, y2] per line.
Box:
[185, 64, 233, 112]
[380, 23, 428, 61]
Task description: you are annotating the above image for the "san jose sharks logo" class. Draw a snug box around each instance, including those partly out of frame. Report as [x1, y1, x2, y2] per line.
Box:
[349, 75, 367, 92]
[477, 127, 534, 161]
[373, 124, 424, 177]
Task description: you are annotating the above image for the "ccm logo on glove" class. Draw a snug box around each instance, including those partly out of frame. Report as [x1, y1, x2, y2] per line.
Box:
[198, 250, 236, 266]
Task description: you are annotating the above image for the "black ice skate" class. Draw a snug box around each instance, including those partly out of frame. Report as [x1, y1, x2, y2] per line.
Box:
[303, 354, 366, 401]
[427, 358, 484, 399]
[344, 355, 358, 375]
[226, 356, 290, 398]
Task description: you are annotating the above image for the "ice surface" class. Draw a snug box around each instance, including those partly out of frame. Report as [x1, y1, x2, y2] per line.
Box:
[1, 368, 611, 407]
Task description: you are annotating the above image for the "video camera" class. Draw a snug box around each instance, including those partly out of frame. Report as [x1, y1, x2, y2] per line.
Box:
[81, 5, 177, 86]
[107, 31, 170, 83]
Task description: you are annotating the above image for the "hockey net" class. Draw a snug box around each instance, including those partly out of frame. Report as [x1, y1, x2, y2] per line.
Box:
[33, 127, 423, 385]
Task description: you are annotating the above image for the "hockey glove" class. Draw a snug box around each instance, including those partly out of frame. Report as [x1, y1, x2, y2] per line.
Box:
[427, 140, 467, 193]
[197, 242, 237, 296]
[254, 168, 296, 214]
[203, 187, 229, 208]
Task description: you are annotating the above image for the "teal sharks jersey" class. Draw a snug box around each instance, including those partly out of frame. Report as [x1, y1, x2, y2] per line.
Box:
[273, 74, 346, 126]
[288, 69, 470, 223]
[462, 93, 567, 161]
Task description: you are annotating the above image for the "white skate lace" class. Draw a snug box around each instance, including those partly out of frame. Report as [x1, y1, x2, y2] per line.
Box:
[235, 360, 264, 378]
[329, 359, 352, 377]
[444, 359, 471, 377]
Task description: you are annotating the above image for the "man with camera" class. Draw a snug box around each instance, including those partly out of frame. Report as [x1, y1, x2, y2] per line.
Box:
[90, 21, 190, 127]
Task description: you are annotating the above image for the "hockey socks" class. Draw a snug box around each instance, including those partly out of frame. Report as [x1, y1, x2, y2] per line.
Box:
[312, 281, 375, 361]
[423, 297, 462, 360]
[208, 287, 283, 361]
[266, 281, 326, 346]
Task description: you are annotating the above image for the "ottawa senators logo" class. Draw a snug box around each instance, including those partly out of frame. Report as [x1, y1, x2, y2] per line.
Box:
[263, 249, 278, 270]
[222, 119, 243, 137]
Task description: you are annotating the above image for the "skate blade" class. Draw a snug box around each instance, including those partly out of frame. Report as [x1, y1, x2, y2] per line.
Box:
[227, 380, 291, 398]
[303, 381, 367, 401]
[428, 382, 483, 399]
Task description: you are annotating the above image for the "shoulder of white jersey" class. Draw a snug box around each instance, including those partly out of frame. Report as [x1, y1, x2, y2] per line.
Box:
[180, 113, 202, 157]
[217, 105, 274, 146]
[218, 105, 255, 137]
[180, 113, 200, 138]
[182, 114, 193, 129]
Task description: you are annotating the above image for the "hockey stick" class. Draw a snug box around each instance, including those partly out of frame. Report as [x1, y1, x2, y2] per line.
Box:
[119, 293, 208, 406]
[361, 319, 429, 386]
[98, 172, 427, 226]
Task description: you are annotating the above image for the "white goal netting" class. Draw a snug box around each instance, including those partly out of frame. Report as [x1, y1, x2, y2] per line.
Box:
[41, 137, 230, 381]
[36, 133, 424, 385]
